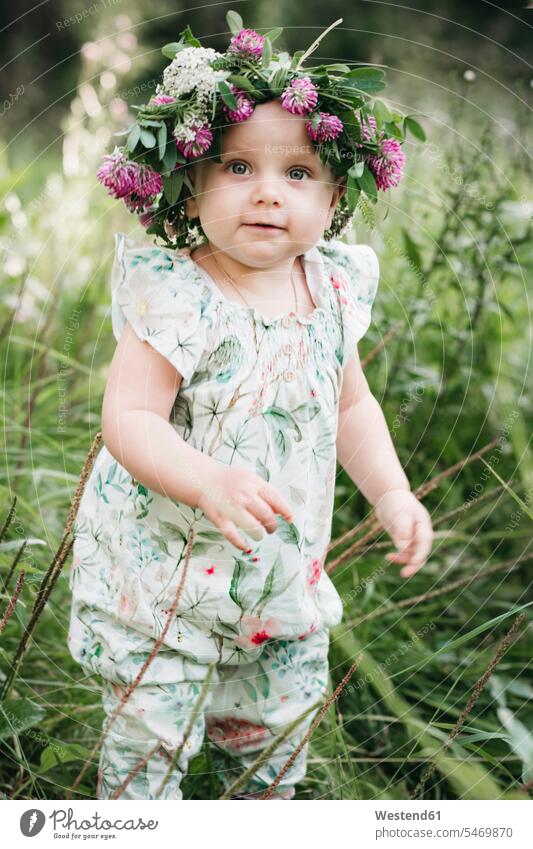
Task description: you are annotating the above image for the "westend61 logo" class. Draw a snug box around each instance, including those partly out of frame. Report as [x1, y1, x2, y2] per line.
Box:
[19, 807, 159, 838]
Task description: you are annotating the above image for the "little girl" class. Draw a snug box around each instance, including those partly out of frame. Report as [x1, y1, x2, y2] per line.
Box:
[69, 15, 433, 800]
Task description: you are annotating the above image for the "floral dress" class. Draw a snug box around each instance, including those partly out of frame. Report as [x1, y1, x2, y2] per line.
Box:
[68, 231, 379, 675]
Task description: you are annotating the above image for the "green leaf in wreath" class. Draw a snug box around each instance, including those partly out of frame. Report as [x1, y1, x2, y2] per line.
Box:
[178, 25, 202, 48]
[226, 74, 258, 94]
[373, 98, 393, 128]
[161, 139, 178, 173]
[325, 63, 352, 73]
[270, 67, 288, 94]
[347, 158, 365, 179]
[340, 68, 385, 94]
[218, 80, 239, 110]
[140, 129, 157, 148]
[126, 124, 141, 152]
[346, 174, 362, 212]
[163, 170, 184, 205]
[264, 27, 283, 43]
[404, 115, 427, 142]
[157, 123, 167, 160]
[384, 121, 405, 142]
[261, 37, 272, 68]
[161, 42, 183, 59]
[357, 166, 378, 204]
[290, 50, 305, 69]
[226, 10, 244, 35]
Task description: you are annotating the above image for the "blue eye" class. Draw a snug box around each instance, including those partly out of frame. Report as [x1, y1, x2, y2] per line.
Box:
[289, 167, 310, 181]
[226, 162, 312, 180]
[228, 162, 249, 175]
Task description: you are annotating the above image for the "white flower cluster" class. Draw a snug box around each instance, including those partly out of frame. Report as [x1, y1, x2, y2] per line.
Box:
[159, 47, 226, 106]
[186, 222, 204, 247]
[172, 108, 207, 143]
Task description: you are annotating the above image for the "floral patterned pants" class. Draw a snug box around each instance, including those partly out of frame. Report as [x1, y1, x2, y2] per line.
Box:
[95, 626, 330, 800]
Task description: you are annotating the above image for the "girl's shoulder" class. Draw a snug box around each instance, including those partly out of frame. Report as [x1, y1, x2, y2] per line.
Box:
[110, 231, 214, 385]
[315, 237, 379, 299]
[314, 237, 380, 367]
[112, 230, 206, 289]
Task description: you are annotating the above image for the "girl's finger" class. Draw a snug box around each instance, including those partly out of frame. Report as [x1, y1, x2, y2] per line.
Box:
[408, 518, 433, 565]
[392, 516, 415, 555]
[400, 562, 425, 577]
[261, 485, 293, 521]
[400, 517, 422, 564]
[400, 516, 432, 564]
[218, 519, 252, 552]
[386, 550, 412, 563]
[385, 515, 418, 565]
[399, 520, 433, 576]
[234, 507, 266, 542]
[246, 495, 279, 533]
[400, 544, 429, 575]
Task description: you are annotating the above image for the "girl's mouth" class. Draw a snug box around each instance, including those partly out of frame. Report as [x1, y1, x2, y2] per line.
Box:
[243, 223, 284, 231]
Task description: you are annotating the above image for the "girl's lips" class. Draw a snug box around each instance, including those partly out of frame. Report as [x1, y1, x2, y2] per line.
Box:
[243, 224, 285, 231]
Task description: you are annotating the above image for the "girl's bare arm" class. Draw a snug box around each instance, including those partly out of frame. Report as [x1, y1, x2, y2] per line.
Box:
[101, 321, 216, 508]
[101, 322, 293, 550]
[336, 347, 411, 504]
[336, 348, 433, 573]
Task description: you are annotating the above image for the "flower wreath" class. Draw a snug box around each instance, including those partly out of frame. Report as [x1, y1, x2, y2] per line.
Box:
[97, 10, 426, 250]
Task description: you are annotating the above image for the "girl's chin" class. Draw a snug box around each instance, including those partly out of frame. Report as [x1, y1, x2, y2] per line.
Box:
[226, 240, 288, 255]
[207, 236, 305, 264]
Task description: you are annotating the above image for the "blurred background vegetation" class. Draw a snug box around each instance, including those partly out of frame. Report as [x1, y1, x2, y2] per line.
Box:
[0, 1, 531, 800]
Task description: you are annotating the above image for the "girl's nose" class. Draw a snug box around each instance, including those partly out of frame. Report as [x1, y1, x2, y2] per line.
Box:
[249, 177, 284, 206]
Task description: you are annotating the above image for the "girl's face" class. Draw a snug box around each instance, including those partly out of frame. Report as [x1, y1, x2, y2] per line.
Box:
[185, 98, 346, 266]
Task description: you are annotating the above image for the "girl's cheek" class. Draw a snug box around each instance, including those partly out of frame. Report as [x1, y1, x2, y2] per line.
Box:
[210, 176, 242, 198]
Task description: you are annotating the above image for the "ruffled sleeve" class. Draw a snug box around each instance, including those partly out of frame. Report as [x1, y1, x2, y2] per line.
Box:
[110, 231, 210, 386]
[324, 240, 380, 367]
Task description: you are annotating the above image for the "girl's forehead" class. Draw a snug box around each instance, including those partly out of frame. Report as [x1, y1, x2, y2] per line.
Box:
[221, 130, 320, 162]
[222, 112, 314, 153]
[221, 139, 319, 161]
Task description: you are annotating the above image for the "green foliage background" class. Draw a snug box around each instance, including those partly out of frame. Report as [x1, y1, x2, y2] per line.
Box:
[0, 1, 531, 800]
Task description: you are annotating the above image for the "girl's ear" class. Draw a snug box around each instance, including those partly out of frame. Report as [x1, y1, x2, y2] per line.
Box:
[334, 175, 347, 203]
[325, 175, 347, 229]
[184, 164, 200, 219]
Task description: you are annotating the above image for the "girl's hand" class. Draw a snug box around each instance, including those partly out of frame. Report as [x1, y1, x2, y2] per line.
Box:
[374, 489, 433, 578]
[196, 464, 294, 552]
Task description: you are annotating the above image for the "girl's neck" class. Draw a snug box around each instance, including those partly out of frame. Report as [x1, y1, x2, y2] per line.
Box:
[191, 242, 305, 298]
[190, 242, 316, 317]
